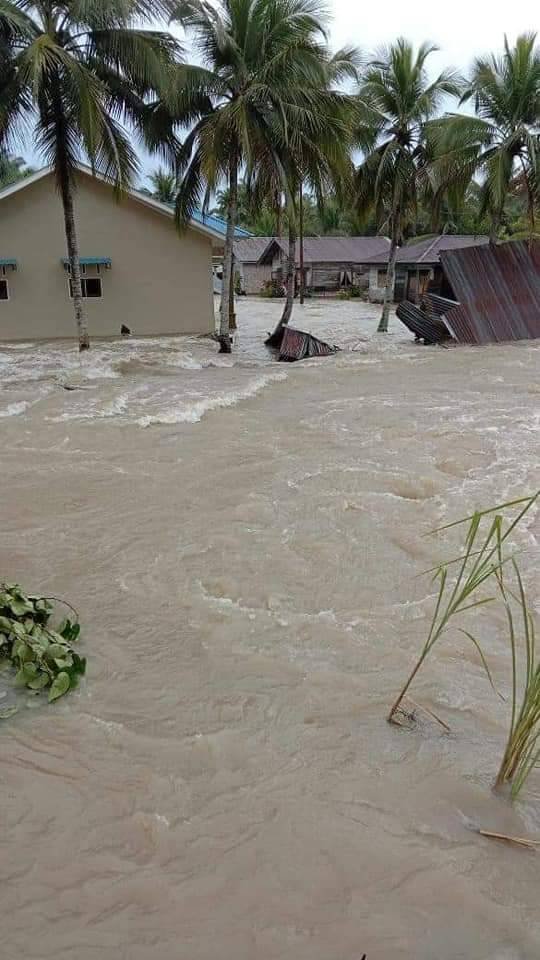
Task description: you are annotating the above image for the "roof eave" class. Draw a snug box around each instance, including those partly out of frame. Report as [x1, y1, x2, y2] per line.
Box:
[0, 163, 225, 245]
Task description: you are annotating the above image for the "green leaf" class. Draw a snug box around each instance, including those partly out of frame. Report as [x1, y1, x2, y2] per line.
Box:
[54, 656, 73, 669]
[9, 598, 34, 617]
[48, 672, 71, 702]
[0, 615, 13, 631]
[27, 672, 50, 691]
[72, 653, 86, 676]
[35, 599, 51, 612]
[12, 638, 32, 662]
[0, 705, 19, 720]
[14, 662, 38, 686]
[46, 643, 70, 659]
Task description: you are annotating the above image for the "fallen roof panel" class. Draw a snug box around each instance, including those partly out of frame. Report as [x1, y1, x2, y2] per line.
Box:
[396, 300, 452, 345]
[440, 240, 540, 344]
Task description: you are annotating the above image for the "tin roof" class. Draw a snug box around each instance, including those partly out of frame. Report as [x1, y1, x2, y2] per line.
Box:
[190, 210, 251, 238]
[440, 240, 540, 344]
[233, 237, 275, 263]
[234, 235, 391, 265]
[366, 234, 490, 265]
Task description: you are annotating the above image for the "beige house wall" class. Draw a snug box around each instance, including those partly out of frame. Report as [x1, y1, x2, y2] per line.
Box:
[0, 171, 215, 341]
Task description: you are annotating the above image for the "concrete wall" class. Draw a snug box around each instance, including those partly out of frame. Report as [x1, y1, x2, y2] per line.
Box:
[0, 172, 215, 341]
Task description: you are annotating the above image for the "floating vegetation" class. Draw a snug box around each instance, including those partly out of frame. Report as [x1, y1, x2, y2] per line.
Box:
[0, 583, 85, 717]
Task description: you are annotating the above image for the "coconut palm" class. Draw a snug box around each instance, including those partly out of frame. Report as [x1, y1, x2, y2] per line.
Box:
[262, 98, 356, 344]
[354, 39, 461, 332]
[144, 167, 177, 203]
[0, 0, 179, 349]
[0, 151, 34, 187]
[168, 0, 349, 352]
[439, 33, 540, 243]
[244, 46, 358, 342]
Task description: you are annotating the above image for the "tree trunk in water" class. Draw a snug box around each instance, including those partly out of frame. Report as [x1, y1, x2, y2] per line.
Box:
[265, 223, 296, 347]
[219, 155, 238, 353]
[299, 182, 305, 304]
[228, 256, 236, 330]
[378, 234, 398, 333]
[58, 168, 89, 350]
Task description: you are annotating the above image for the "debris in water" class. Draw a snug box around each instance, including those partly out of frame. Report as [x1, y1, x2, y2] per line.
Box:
[396, 299, 453, 345]
[477, 830, 540, 850]
[278, 326, 338, 362]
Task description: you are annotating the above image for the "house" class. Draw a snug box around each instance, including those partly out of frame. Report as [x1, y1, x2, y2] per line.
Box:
[0, 165, 229, 342]
[365, 234, 490, 303]
[233, 235, 391, 295]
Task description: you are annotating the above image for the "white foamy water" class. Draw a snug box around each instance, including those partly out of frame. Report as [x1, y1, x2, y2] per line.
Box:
[0, 399, 32, 417]
[137, 371, 288, 426]
[1, 298, 539, 960]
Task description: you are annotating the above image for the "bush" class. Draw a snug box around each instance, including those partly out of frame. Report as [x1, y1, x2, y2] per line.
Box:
[337, 285, 363, 300]
[260, 279, 285, 298]
[0, 584, 85, 716]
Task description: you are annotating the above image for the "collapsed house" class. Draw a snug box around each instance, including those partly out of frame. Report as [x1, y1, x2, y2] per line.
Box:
[364, 234, 490, 303]
[396, 240, 540, 345]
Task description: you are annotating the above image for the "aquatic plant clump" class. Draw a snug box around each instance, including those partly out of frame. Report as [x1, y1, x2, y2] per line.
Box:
[0, 583, 85, 716]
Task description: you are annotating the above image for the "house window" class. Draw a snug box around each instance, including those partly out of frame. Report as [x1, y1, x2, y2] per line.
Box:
[0, 278, 9, 301]
[69, 277, 102, 298]
[377, 269, 388, 286]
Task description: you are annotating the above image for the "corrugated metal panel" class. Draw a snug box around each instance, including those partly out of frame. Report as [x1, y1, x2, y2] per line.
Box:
[278, 326, 337, 361]
[440, 240, 540, 344]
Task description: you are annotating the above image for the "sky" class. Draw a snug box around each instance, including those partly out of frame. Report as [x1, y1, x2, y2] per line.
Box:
[329, 0, 537, 78]
[17, 0, 539, 182]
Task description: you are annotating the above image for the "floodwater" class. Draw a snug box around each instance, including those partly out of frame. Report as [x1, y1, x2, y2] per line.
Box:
[1, 299, 539, 960]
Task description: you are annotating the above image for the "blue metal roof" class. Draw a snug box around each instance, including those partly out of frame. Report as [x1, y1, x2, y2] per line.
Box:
[0, 258, 17, 267]
[61, 256, 112, 267]
[190, 209, 252, 238]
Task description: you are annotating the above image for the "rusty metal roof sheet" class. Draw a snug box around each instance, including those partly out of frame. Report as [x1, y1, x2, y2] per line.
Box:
[440, 240, 540, 344]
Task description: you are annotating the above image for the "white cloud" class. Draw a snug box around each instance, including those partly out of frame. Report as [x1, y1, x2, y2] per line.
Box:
[330, 0, 537, 77]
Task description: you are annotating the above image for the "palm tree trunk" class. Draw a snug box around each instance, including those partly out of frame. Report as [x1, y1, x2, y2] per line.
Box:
[265, 221, 296, 347]
[378, 233, 398, 333]
[299, 181, 305, 305]
[219, 154, 238, 353]
[489, 207, 503, 244]
[58, 163, 89, 351]
[228, 256, 236, 330]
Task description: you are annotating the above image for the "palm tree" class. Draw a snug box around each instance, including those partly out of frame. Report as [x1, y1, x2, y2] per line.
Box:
[263, 98, 356, 345]
[168, 0, 346, 352]
[354, 39, 460, 332]
[438, 34, 540, 243]
[247, 46, 358, 343]
[0, 0, 178, 349]
[144, 167, 177, 204]
[0, 151, 34, 187]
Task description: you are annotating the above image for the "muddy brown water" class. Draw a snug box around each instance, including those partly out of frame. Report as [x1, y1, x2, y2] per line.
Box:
[1, 299, 539, 960]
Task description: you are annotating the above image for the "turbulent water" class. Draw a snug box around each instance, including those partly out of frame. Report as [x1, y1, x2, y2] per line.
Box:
[1, 298, 539, 960]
